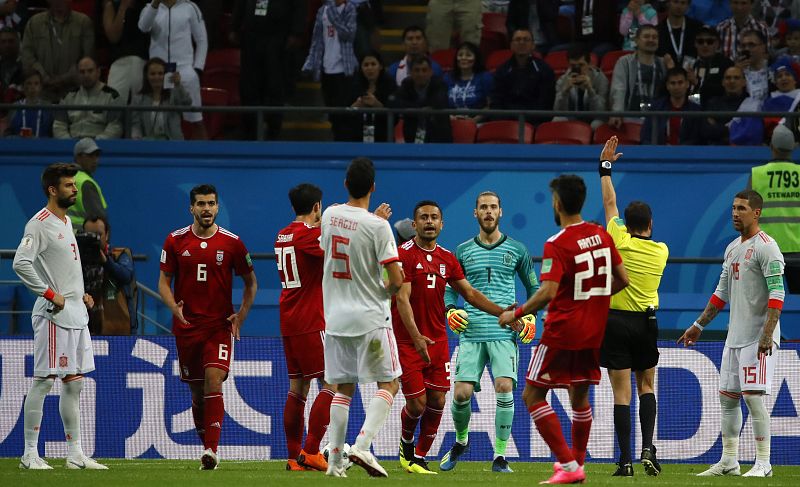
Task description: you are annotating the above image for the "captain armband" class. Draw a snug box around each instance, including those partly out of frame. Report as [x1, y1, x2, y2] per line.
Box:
[766, 275, 784, 293]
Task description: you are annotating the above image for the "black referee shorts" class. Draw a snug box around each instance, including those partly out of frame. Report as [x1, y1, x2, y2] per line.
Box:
[600, 309, 659, 371]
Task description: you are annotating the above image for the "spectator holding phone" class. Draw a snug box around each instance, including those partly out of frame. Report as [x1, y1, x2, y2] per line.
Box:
[138, 0, 208, 139]
[553, 43, 608, 129]
[131, 57, 192, 140]
[736, 29, 771, 102]
[716, 0, 770, 60]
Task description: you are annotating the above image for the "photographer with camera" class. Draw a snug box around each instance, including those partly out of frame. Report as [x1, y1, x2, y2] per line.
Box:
[735, 29, 771, 103]
[80, 215, 136, 335]
[553, 43, 609, 130]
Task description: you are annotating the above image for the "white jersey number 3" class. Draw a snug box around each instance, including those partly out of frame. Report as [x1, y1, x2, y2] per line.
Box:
[573, 248, 612, 300]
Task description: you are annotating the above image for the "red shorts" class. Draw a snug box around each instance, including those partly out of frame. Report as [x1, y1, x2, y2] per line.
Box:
[282, 330, 325, 380]
[175, 327, 233, 383]
[526, 343, 600, 389]
[398, 339, 451, 399]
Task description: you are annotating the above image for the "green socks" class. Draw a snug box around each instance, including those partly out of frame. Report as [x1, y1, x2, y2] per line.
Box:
[452, 398, 471, 445]
[495, 392, 514, 457]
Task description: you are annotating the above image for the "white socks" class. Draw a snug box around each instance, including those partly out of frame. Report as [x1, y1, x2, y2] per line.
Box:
[24, 377, 54, 454]
[744, 393, 771, 463]
[719, 392, 742, 463]
[328, 393, 351, 460]
[60, 377, 84, 456]
[354, 389, 394, 451]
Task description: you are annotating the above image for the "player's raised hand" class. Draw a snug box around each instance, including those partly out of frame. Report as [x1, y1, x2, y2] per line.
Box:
[83, 293, 94, 310]
[676, 324, 701, 347]
[413, 334, 435, 363]
[173, 300, 189, 325]
[373, 203, 392, 220]
[228, 312, 242, 340]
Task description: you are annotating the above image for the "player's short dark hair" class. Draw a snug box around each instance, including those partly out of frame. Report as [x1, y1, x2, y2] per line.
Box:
[288, 183, 322, 216]
[83, 214, 110, 234]
[735, 189, 764, 210]
[189, 184, 218, 204]
[413, 200, 442, 218]
[403, 25, 426, 40]
[624, 201, 652, 233]
[41, 162, 80, 197]
[345, 157, 375, 199]
[635, 24, 658, 38]
[549, 175, 586, 215]
[567, 43, 590, 62]
[475, 191, 501, 208]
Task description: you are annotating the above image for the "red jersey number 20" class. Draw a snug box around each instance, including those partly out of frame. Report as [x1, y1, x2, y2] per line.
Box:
[276, 246, 301, 289]
[574, 247, 612, 300]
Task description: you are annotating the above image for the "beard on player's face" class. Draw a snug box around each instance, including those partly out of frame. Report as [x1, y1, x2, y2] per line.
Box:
[479, 218, 498, 234]
[553, 207, 561, 227]
[194, 211, 216, 229]
[56, 195, 76, 209]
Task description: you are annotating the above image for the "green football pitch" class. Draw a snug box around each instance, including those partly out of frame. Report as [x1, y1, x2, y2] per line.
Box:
[3, 459, 800, 486]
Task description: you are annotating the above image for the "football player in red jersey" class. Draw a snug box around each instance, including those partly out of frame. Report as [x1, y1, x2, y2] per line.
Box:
[393, 200, 518, 474]
[499, 175, 629, 485]
[275, 183, 337, 472]
[158, 184, 258, 470]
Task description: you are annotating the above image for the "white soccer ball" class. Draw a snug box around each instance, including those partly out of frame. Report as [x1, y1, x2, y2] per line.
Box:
[322, 442, 352, 468]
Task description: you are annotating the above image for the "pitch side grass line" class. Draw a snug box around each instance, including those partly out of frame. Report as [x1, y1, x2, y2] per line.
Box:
[3, 459, 799, 486]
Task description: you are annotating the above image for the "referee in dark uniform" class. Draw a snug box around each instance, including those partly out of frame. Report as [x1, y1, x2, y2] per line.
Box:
[597, 137, 669, 477]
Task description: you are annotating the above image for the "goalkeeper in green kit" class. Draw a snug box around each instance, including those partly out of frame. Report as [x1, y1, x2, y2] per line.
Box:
[440, 191, 539, 473]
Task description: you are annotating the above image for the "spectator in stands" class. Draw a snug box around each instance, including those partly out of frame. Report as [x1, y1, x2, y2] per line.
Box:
[82, 215, 137, 334]
[5, 70, 53, 137]
[388, 25, 442, 86]
[736, 29, 771, 102]
[68, 137, 108, 231]
[347, 50, 395, 142]
[716, 0, 770, 60]
[688, 0, 730, 27]
[700, 65, 747, 144]
[762, 57, 800, 112]
[640, 67, 702, 144]
[425, 0, 481, 51]
[506, 0, 559, 53]
[609, 25, 667, 129]
[139, 0, 208, 140]
[388, 54, 453, 143]
[351, 0, 379, 59]
[657, 0, 704, 67]
[102, 0, 150, 104]
[0, 0, 27, 34]
[776, 20, 800, 63]
[231, 0, 306, 140]
[687, 26, 733, 107]
[620, 0, 658, 51]
[491, 27, 555, 124]
[0, 26, 21, 98]
[196, 0, 222, 50]
[751, 0, 791, 40]
[21, 0, 94, 102]
[53, 57, 123, 140]
[130, 57, 191, 140]
[303, 0, 357, 142]
[553, 42, 608, 129]
[573, 0, 619, 57]
[444, 41, 493, 121]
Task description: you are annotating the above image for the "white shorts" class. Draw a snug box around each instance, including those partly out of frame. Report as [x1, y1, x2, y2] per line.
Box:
[720, 342, 776, 395]
[324, 328, 402, 384]
[107, 55, 146, 104]
[177, 65, 203, 123]
[33, 316, 95, 378]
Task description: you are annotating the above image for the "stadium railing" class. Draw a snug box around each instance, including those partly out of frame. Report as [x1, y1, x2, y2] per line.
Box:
[0, 103, 796, 143]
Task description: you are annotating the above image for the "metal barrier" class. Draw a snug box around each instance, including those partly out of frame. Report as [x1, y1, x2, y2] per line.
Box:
[1, 102, 797, 143]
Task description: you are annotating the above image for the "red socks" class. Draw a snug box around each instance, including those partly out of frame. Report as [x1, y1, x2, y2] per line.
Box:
[305, 388, 334, 455]
[203, 392, 224, 453]
[416, 406, 444, 457]
[400, 405, 422, 443]
[529, 400, 574, 464]
[192, 399, 205, 444]
[571, 406, 593, 465]
[284, 391, 306, 459]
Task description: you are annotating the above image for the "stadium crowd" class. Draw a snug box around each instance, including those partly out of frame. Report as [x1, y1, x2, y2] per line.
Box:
[0, 0, 800, 144]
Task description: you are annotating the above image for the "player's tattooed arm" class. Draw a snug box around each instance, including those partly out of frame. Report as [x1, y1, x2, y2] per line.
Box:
[678, 300, 721, 347]
[696, 301, 721, 326]
[759, 307, 781, 356]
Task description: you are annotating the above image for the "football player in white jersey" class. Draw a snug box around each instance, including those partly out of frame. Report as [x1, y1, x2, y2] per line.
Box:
[12, 163, 107, 470]
[679, 189, 785, 478]
[320, 157, 404, 478]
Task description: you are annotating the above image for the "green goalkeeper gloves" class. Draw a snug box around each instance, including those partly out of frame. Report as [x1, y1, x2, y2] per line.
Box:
[447, 308, 469, 334]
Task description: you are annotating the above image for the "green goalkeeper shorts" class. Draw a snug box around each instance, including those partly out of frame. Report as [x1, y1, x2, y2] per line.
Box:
[453, 340, 519, 392]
